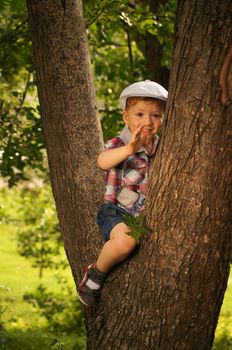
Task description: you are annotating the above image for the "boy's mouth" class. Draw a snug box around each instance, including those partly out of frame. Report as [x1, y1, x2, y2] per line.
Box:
[142, 128, 153, 132]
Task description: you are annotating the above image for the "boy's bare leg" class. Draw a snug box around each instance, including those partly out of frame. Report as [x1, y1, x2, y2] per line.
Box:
[78, 222, 136, 306]
[96, 222, 137, 273]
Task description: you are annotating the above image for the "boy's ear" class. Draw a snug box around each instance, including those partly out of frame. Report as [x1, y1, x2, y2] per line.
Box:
[123, 111, 129, 125]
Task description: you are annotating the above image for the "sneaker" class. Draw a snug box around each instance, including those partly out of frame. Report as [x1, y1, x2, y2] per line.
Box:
[78, 264, 102, 306]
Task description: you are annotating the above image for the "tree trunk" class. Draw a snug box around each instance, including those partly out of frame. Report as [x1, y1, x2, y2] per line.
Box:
[145, 0, 170, 88]
[132, 0, 171, 88]
[26, 0, 232, 350]
[87, 1, 232, 350]
[26, 0, 104, 284]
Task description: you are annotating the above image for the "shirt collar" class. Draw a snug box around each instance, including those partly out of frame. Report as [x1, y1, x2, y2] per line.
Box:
[119, 125, 159, 156]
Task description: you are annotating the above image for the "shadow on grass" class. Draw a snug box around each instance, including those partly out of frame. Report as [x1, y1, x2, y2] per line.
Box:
[0, 326, 86, 350]
[2, 327, 231, 350]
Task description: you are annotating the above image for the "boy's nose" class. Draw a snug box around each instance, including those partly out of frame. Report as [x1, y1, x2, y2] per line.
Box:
[143, 115, 153, 126]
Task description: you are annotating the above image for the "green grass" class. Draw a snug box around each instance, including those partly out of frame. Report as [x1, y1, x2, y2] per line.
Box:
[0, 220, 83, 350]
[0, 222, 75, 328]
[213, 273, 232, 350]
[0, 186, 86, 350]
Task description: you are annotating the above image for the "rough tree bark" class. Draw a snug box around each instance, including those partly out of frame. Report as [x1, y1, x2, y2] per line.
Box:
[26, 0, 105, 282]
[144, 1, 232, 349]
[87, 1, 232, 350]
[26, 0, 232, 350]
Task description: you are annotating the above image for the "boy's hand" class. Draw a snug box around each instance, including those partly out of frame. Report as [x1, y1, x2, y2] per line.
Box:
[127, 125, 153, 155]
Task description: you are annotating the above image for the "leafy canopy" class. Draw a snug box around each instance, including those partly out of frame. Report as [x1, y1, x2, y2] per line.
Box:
[0, 0, 176, 186]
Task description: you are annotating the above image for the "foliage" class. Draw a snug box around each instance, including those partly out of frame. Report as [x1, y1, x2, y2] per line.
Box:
[5, 185, 86, 347]
[0, 188, 86, 350]
[86, 0, 176, 140]
[0, 325, 85, 350]
[0, 0, 177, 184]
[0, 0, 46, 186]
[23, 282, 86, 349]
[0, 285, 16, 350]
[0, 285, 15, 323]
[154, 0, 177, 67]
[213, 314, 232, 350]
[15, 186, 66, 277]
[123, 213, 149, 244]
[0, 102, 45, 187]
[84, 0, 148, 140]
[0, 183, 65, 278]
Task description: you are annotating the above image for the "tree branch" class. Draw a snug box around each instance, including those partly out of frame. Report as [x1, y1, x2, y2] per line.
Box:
[219, 44, 232, 106]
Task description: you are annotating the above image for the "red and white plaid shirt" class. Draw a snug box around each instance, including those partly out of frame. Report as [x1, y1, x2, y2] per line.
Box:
[103, 126, 159, 216]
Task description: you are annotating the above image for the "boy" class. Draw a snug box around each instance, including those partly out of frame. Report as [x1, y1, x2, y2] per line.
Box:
[78, 80, 168, 306]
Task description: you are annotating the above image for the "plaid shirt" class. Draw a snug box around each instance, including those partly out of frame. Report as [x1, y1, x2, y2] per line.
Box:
[103, 126, 159, 216]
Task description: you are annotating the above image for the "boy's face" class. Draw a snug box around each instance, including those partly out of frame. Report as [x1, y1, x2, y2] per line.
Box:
[123, 99, 163, 139]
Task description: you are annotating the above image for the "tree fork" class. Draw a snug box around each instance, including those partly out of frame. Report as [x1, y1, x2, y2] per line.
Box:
[26, 0, 232, 349]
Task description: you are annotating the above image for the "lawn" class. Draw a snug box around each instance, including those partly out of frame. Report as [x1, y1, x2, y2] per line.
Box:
[213, 270, 232, 350]
[0, 222, 75, 328]
[0, 189, 85, 350]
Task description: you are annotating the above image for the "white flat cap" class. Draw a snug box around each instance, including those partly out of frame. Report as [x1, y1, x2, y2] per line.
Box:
[119, 80, 168, 111]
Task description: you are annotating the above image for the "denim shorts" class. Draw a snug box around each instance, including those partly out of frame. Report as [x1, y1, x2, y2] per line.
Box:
[96, 202, 128, 241]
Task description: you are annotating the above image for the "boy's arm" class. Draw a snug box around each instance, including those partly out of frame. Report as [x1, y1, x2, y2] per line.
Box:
[97, 145, 133, 170]
[98, 125, 146, 170]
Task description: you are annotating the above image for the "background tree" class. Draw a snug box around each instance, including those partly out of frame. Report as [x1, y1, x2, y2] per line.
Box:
[0, 0, 45, 186]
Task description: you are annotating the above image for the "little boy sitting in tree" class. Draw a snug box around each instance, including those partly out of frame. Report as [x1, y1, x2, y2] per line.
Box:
[78, 80, 168, 306]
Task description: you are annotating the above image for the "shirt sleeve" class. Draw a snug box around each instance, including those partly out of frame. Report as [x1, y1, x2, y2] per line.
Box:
[104, 137, 125, 151]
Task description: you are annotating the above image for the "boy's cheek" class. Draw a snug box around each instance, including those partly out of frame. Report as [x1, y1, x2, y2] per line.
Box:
[155, 120, 162, 131]
[142, 131, 154, 142]
[152, 126, 161, 136]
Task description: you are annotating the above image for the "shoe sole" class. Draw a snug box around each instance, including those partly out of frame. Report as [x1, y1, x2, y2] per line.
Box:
[78, 294, 90, 307]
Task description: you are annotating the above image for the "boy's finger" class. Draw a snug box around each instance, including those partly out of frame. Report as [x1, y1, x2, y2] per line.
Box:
[134, 125, 144, 136]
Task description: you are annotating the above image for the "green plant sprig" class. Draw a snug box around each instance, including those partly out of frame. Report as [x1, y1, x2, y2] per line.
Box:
[123, 214, 149, 244]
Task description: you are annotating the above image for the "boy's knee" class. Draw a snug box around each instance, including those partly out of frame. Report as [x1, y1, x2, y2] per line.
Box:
[114, 236, 136, 256]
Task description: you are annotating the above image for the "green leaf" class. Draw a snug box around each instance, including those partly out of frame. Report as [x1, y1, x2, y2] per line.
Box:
[123, 214, 149, 244]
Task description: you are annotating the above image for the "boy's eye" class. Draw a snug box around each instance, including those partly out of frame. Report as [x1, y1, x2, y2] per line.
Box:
[136, 113, 143, 117]
[152, 114, 161, 119]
